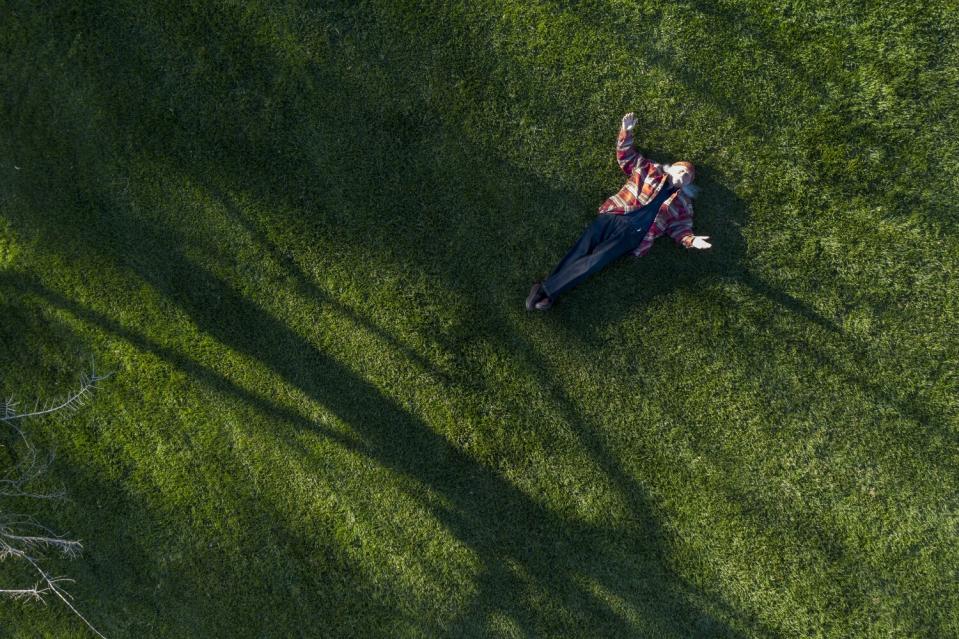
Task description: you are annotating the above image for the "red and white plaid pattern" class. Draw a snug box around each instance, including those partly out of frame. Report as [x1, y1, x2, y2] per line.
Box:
[597, 124, 695, 256]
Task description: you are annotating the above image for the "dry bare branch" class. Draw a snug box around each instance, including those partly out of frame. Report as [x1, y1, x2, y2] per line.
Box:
[1, 369, 112, 423]
[0, 362, 110, 638]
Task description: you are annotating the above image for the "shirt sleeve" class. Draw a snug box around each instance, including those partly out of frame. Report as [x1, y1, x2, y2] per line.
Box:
[665, 198, 695, 246]
[631, 233, 656, 257]
[616, 125, 645, 176]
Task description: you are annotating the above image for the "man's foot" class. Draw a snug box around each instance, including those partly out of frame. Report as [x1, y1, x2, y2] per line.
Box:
[525, 282, 545, 311]
[534, 296, 553, 311]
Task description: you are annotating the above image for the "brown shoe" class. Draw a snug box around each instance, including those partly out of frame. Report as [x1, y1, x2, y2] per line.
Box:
[525, 282, 544, 311]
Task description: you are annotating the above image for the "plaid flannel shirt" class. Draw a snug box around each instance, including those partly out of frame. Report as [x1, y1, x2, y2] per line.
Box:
[597, 125, 695, 257]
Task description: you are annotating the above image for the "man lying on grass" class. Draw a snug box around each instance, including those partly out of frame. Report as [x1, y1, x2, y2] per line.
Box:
[526, 112, 712, 311]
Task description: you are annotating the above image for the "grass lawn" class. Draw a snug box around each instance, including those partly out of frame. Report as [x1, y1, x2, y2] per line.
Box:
[1, 0, 957, 636]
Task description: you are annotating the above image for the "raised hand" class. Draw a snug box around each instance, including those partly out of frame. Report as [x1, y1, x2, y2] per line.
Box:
[622, 112, 638, 131]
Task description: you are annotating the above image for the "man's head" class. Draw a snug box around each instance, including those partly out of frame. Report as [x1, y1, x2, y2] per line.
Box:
[666, 161, 696, 188]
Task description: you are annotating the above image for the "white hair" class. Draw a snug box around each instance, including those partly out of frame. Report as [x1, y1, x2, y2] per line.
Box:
[663, 164, 700, 198]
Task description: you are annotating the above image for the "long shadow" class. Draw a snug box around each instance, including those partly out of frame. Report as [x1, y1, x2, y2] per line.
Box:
[200, 176, 788, 634]
[505, 321, 784, 639]
[2, 129, 754, 633]
[167, 217, 750, 636]
[10, 232, 751, 636]
[205, 185, 457, 388]
[196, 180, 779, 634]
[6, 1, 926, 636]
[0, 272, 363, 458]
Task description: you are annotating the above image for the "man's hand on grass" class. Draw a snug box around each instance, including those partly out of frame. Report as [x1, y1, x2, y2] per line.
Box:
[622, 112, 638, 131]
[690, 236, 712, 249]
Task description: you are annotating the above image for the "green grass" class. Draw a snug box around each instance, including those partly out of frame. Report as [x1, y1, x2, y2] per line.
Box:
[1, 0, 957, 636]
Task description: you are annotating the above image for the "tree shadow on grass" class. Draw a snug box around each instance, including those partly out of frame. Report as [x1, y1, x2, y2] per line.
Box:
[2, 251, 759, 637]
[7, 1, 935, 636]
[205, 183, 457, 388]
[0, 272, 362, 456]
[196, 185, 790, 636]
[6, 119, 766, 634]
[191, 186, 779, 636]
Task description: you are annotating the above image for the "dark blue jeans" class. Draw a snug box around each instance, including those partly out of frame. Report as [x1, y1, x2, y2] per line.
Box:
[541, 213, 648, 299]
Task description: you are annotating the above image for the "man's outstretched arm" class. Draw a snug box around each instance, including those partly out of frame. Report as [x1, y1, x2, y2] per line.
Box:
[617, 112, 645, 175]
[667, 206, 712, 250]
